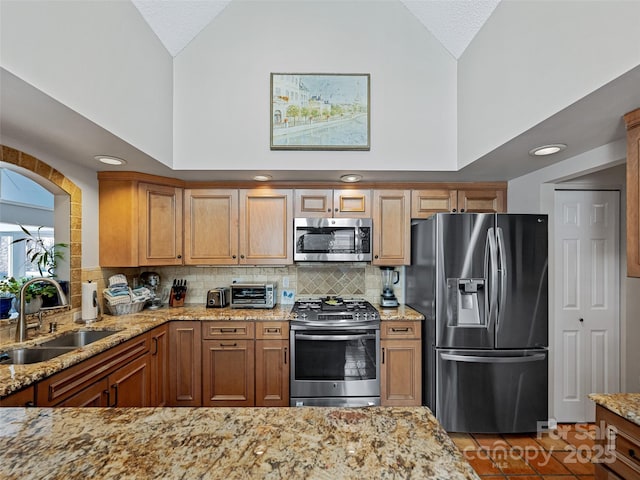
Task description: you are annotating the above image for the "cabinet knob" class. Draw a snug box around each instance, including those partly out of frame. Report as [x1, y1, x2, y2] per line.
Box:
[374, 255, 379, 259]
[452, 208, 457, 212]
[579, 318, 584, 322]
[629, 449, 636, 458]
[328, 208, 331, 212]
[334, 208, 338, 212]
[25, 401, 34, 407]
[460, 209, 465, 212]
[240, 254, 245, 259]
[177, 254, 182, 259]
[232, 255, 237, 259]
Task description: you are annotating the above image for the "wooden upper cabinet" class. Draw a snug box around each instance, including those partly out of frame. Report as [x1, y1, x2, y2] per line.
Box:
[184, 189, 239, 265]
[138, 182, 183, 266]
[457, 189, 505, 213]
[239, 189, 293, 264]
[411, 187, 506, 219]
[99, 177, 140, 266]
[294, 189, 371, 218]
[411, 189, 457, 218]
[625, 108, 640, 277]
[373, 190, 411, 265]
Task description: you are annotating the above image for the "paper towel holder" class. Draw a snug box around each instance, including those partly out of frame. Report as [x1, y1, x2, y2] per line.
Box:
[76, 281, 102, 324]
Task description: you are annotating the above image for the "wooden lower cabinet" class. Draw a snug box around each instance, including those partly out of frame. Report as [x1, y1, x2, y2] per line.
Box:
[202, 339, 255, 406]
[594, 404, 640, 480]
[149, 324, 169, 407]
[255, 322, 289, 406]
[168, 322, 202, 406]
[57, 379, 110, 407]
[380, 321, 422, 406]
[0, 386, 35, 407]
[36, 333, 150, 407]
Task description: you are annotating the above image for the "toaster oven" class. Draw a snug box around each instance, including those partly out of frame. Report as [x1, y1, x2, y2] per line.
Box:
[230, 283, 277, 309]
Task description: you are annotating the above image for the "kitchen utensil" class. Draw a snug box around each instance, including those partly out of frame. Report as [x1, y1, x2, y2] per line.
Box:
[169, 279, 187, 307]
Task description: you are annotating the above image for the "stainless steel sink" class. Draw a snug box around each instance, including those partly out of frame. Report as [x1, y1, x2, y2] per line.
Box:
[37, 329, 121, 348]
[0, 347, 76, 365]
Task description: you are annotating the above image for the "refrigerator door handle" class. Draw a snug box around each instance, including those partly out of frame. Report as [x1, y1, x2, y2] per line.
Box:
[440, 353, 547, 364]
[486, 227, 499, 329]
[496, 226, 507, 327]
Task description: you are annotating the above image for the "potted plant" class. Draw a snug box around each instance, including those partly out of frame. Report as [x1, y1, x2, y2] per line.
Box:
[0, 276, 58, 315]
[11, 225, 69, 307]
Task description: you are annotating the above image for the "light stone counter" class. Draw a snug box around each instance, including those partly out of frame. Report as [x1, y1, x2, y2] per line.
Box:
[0, 304, 423, 398]
[589, 393, 640, 427]
[0, 406, 479, 480]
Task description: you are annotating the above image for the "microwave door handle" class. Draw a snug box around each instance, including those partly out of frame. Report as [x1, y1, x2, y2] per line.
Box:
[295, 333, 377, 341]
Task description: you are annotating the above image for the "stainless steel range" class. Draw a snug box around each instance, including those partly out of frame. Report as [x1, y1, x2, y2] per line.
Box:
[290, 297, 380, 407]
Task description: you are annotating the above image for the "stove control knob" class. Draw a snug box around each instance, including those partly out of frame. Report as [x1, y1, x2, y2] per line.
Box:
[371, 312, 377, 319]
[301, 312, 308, 319]
[363, 312, 368, 318]
[292, 312, 298, 318]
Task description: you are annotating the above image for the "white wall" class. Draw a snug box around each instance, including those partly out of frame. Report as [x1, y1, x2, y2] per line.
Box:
[458, 0, 640, 169]
[0, 0, 174, 166]
[173, 0, 457, 172]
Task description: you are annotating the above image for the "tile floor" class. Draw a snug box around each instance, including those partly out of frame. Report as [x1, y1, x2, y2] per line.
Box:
[449, 424, 598, 480]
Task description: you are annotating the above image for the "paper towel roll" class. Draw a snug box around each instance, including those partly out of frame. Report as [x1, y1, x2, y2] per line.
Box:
[82, 281, 99, 321]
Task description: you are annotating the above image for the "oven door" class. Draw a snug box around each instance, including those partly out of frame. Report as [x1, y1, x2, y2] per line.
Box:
[290, 327, 380, 400]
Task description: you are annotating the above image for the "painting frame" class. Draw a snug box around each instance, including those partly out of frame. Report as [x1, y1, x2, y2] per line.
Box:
[270, 73, 370, 151]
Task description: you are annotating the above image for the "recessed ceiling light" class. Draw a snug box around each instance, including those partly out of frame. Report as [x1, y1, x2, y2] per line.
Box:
[529, 144, 567, 156]
[253, 174, 272, 182]
[340, 174, 362, 183]
[95, 155, 127, 166]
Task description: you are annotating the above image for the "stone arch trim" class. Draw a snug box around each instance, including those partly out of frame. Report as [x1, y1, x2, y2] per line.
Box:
[1, 145, 82, 309]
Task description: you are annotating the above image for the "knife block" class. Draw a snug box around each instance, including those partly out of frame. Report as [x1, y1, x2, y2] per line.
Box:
[169, 287, 186, 307]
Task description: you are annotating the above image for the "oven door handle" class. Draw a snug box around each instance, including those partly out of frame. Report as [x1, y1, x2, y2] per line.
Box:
[295, 333, 377, 341]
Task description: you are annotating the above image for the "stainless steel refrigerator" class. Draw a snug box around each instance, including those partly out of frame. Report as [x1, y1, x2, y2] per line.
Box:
[406, 213, 548, 433]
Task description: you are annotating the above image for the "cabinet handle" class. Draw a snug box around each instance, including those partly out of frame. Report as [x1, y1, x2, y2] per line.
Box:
[284, 347, 288, 365]
[240, 255, 245, 259]
[219, 328, 238, 333]
[382, 347, 385, 364]
[374, 255, 379, 259]
[452, 208, 457, 212]
[25, 401, 34, 407]
[265, 328, 280, 334]
[152, 336, 158, 356]
[110, 384, 118, 407]
[220, 342, 237, 347]
[391, 327, 409, 333]
[177, 254, 182, 259]
[232, 255, 237, 259]
[630, 449, 636, 459]
[104, 389, 110, 406]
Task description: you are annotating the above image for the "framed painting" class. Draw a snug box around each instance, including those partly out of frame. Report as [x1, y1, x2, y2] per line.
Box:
[270, 73, 370, 151]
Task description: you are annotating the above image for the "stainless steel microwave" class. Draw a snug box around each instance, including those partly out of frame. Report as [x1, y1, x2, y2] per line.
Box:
[294, 218, 372, 262]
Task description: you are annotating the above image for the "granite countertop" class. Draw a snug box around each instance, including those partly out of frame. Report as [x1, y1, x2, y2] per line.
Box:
[0, 304, 424, 397]
[589, 393, 640, 426]
[0, 406, 478, 480]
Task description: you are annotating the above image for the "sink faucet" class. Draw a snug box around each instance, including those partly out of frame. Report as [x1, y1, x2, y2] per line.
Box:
[15, 277, 69, 342]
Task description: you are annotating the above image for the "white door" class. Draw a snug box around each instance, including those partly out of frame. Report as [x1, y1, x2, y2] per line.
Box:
[553, 190, 620, 422]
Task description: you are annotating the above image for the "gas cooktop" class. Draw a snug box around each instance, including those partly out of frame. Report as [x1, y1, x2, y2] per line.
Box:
[290, 297, 379, 326]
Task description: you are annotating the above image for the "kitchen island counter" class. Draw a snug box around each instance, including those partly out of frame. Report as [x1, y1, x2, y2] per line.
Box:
[589, 392, 640, 426]
[0, 406, 478, 480]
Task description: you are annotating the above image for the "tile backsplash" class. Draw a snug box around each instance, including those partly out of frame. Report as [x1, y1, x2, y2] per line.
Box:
[95, 264, 405, 306]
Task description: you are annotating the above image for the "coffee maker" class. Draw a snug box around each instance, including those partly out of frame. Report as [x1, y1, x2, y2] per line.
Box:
[380, 266, 400, 307]
[140, 271, 161, 309]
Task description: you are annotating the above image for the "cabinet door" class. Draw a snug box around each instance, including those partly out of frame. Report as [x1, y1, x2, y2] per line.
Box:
[411, 189, 457, 218]
[138, 182, 183, 266]
[255, 339, 289, 407]
[99, 178, 139, 266]
[456, 189, 505, 213]
[168, 322, 202, 406]
[625, 109, 640, 277]
[56, 379, 109, 407]
[294, 189, 333, 218]
[380, 339, 422, 406]
[109, 353, 151, 407]
[202, 339, 255, 406]
[333, 189, 371, 217]
[149, 325, 169, 407]
[373, 190, 410, 265]
[0, 386, 35, 407]
[184, 189, 239, 265]
[239, 189, 293, 265]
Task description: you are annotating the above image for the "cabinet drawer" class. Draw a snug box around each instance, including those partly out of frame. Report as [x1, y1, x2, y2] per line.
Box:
[202, 321, 255, 339]
[36, 334, 149, 406]
[255, 322, 288, 340]
[381, 321, 421, 339]
[0, 386, 35, 407]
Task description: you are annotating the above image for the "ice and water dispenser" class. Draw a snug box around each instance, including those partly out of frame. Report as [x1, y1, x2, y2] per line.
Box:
[447, 278, 485, 326]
